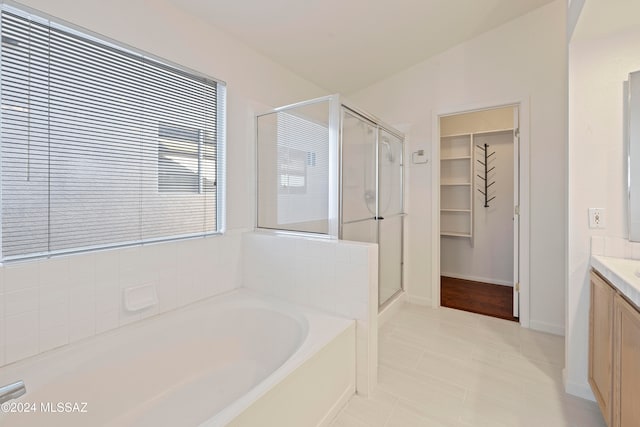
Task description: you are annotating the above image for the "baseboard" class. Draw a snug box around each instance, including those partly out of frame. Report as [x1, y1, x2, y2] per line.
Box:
[317, 384, 355, 427]
[529, 319, 565, 336]
[440, 271, 512, 287]
[378, 292, 405, 327]
[405, 294, 432, 307]
[563, 369, 596, 402]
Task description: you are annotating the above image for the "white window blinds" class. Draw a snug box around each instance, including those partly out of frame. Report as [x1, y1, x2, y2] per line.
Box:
[0, 6, 226, 261]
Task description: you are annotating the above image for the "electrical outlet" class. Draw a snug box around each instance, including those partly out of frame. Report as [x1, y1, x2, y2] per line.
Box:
[589, 208, 606, 229]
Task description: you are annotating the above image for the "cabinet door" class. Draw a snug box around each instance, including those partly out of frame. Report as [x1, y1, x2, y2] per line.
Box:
[613, 294, 640, 427]
[589, 271, 614, 426]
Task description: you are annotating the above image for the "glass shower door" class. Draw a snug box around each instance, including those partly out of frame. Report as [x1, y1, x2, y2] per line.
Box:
[340, 107, 404, 307]
[378, 129, 404, 306]
[341, 109, 377, 243]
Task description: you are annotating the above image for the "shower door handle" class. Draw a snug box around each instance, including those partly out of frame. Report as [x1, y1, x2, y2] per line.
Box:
[375, 216, 384, 220]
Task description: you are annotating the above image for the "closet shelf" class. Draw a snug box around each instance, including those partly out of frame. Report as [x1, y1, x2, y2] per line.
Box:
[441, 132, 472, 138]
[440, 131, 474, 242]
[441, 182, 471, 186]
[472, 128, 513, 137]
[441, 128, 512, 138]
[441, 156, 471, 161]
[441, 209, 471, 213]
[441, 231, 472, 238]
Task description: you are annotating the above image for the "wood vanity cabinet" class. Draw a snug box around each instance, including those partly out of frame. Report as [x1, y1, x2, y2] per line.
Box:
[613, 293, 640, 426]
[589, 270, 640, 427]
[589, 271, 614, 426]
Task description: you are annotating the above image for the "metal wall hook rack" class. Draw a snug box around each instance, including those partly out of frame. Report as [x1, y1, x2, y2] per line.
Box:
[476, 143, 496, 207]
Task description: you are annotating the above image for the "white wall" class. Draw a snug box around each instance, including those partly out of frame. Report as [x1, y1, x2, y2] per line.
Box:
[0, 0, 326, 366]
[566, 24, 640, 400]
[349, 0, 567, 333]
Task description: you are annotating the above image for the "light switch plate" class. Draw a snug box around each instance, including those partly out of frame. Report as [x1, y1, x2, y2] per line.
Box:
[589, 208, 605, 229]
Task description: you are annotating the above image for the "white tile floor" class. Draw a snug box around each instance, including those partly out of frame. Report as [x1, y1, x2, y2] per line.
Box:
[331, 303, 606, 427]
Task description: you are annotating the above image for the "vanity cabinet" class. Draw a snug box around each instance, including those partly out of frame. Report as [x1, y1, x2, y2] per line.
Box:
[589, 271, 614, 425]
[589, 270, 640, 427]
[613, 293, 640, 426]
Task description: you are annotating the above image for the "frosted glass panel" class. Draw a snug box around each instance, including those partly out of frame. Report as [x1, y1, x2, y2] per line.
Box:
[342, 110, 377, 223]
[342, 220, 377, 244]
[379, 215, 402, 305]
[257, 101, 330, 234]
[378, 130, 403, 217]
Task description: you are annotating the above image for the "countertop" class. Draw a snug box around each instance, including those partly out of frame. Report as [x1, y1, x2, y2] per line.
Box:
[591, 255, 640, 308]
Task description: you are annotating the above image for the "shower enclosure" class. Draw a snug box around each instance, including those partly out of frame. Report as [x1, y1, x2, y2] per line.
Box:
[256, 95, 404, 307]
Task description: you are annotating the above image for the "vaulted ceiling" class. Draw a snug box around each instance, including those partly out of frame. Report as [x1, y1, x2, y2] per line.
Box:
[169, 0, 556, 93]
[572, 0, 640, 42]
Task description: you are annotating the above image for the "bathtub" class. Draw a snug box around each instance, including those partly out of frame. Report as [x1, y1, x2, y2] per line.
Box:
[0, 289, 356, 426]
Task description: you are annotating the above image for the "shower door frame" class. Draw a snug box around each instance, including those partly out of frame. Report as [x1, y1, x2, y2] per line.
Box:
[338, 103, 406, 309]
[254, 95, 406, 309]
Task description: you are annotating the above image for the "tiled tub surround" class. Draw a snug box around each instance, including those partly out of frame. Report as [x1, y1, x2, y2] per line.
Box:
[0, 227, 377, 426]
[0, 230, 244, 367]
[243, 231, 379, 395]
[0, 289, 355, 427]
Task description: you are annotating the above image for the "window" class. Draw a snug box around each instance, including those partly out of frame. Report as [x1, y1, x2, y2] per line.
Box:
[158, 124, 216, 194]
[0, 5, 226, 261]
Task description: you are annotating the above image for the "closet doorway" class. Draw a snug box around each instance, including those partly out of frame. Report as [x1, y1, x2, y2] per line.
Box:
[436, 105, 522, 322]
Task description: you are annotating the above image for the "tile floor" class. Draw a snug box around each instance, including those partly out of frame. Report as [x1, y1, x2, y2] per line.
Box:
[331, 303, 606, 427]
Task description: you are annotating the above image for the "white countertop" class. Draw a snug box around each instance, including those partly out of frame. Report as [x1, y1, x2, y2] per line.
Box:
[591, 255, 640, 308]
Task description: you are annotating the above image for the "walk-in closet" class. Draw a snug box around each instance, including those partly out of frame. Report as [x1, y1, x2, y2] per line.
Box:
[439, 106, 519, 320]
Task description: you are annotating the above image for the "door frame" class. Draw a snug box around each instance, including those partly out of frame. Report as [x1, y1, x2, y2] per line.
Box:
[430, 97, 530, 328]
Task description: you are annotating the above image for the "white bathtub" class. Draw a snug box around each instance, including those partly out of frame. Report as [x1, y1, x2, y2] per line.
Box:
[0, 289, 356, 426]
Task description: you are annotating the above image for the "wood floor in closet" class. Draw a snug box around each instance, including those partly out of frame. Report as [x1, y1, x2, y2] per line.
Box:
[440, 276, 518, 322]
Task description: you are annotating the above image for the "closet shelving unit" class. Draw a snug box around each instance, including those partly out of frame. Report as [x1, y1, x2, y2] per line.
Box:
[440, 128, 512, 243]
[440, 133, 474, 240]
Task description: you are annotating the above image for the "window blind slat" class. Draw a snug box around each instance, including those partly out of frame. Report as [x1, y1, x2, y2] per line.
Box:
[0, 7, 223, 260]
